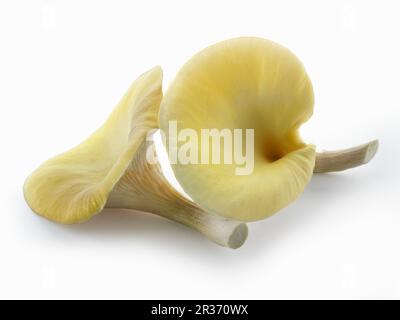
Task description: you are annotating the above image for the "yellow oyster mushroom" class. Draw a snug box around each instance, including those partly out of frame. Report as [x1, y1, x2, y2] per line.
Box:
[24, 67, 248, 249]
[160, 37, 378, 222]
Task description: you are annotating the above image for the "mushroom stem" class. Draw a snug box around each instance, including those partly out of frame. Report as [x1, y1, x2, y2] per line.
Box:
[314, 140, 379, 173]
[106, 140, 248, 249]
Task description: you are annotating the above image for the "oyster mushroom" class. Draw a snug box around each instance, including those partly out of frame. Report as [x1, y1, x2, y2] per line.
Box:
[23, 67, 248, 249]
[160, 37, 378, 222]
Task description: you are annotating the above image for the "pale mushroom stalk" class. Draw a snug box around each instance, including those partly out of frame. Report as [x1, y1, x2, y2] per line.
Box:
[23, 66, 247, 249]
[314, 140, 379, 173]
[106, 140, 247, 248]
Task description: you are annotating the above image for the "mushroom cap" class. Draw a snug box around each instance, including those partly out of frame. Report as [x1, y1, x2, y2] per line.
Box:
[160, 37, 315, 222]
[24, 67, 163, 224]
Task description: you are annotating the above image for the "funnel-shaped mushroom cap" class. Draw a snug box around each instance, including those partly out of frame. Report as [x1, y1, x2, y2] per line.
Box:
[24, 67, 163, 223]
[160, 37, 316, 222]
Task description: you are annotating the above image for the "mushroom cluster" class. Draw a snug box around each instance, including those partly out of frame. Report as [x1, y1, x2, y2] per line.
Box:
[24, 37, 378, 248]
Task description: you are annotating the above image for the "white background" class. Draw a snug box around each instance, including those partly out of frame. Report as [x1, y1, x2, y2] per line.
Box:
[0, 0, 399, 299]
